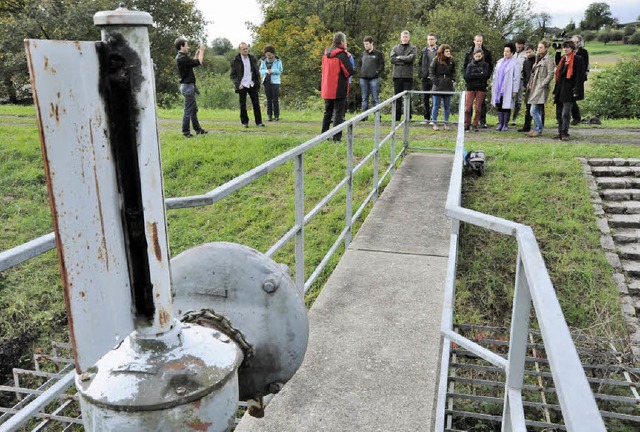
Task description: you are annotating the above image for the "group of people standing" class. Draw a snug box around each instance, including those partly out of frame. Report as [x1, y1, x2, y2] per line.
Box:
[320, 30, 589, 141]
[175, 30, 588, 142]
[174, 38, 283, 137]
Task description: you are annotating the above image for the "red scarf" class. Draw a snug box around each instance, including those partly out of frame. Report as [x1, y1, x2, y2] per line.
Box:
[555, 51, 575, 82]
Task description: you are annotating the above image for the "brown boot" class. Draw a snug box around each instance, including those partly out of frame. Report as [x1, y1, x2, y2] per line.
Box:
[527, 131, 541, 137]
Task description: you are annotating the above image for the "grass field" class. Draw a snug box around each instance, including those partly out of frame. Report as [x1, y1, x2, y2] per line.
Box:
[587, 41, 640, 68]
[1, 98, 638, 382]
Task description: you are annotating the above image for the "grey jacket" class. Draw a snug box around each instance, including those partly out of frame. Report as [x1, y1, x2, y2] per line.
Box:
[527, 52, 555, 105]
[390, 43, 417, 79]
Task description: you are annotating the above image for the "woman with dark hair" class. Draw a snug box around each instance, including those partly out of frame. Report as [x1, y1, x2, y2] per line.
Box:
[259, 45, 283, 121]
[491, 42, 521, 131]
[552, 40, 585, 141]
[429, 44, 455, 131]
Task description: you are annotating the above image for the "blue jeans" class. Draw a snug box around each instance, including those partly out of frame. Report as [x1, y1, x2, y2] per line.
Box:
[531, 104, 544, 132]
[431, 95, 451, 124]
[264, 82, 280, 120]
[180, 83, 201, 135]
[360, 78, 380, 112]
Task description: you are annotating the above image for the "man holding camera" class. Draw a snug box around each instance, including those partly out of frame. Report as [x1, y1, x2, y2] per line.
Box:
[175, 38, 207, 138]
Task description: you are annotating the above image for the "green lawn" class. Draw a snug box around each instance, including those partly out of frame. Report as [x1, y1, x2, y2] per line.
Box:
[586, 41, 640, 68]
[0, 105, 637, 378]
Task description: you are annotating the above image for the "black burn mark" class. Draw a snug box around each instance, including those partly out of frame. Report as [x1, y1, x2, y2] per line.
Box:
[96, 33, 154, 325]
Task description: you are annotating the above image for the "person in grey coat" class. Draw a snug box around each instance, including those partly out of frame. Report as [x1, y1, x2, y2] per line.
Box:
[390, 30, 417, 121]
[526, 40, 555, 137]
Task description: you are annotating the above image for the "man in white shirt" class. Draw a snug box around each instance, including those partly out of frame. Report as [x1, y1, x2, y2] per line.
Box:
[230, 42, 265, 128]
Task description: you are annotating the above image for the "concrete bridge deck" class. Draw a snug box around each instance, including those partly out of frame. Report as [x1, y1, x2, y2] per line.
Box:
[236, 152, 453, 431]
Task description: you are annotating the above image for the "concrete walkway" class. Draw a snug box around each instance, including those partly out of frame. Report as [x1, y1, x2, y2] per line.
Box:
[236, 153, 453, 432]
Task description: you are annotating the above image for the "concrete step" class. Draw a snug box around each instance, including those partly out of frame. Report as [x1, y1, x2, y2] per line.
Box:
[596, 177, 640, 189]
[618, 245, 640, 260]
[608, 214, 640, 229]
[630, 278, 640, 295]
[603, 201, 640, 214]
[588, 158, 640, 167]
[600, 189, 640, 201]
[612, 228, 640, 243]
[622, 260, 640, 278]
[591, 166, 640, 177]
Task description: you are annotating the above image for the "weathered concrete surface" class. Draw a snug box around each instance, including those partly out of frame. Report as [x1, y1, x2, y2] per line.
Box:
[236, 153, 452, 432]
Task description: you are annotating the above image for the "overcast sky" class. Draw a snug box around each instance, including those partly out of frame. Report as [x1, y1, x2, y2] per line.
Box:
[195, 0, 640, 47]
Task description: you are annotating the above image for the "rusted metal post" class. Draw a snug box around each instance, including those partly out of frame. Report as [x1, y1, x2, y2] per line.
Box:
[25, 6, 244, 431]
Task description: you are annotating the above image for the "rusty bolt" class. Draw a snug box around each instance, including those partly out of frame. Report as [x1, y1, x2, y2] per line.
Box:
[175, 386, 186, 395]
[79, 373, 92, 382]
[262, 280, 277, 294]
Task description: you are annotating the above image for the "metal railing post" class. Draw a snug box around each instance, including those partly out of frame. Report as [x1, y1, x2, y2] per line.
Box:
[501, 250, 531, 432]
[391, 100, 397, 177]
[345, 124, 354, 248]
[373, 110, 381, 202]
[295, 153, 305, 291]
[403, 93, 410, 151]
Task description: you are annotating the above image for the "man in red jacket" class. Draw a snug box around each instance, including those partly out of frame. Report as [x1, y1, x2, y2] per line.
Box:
[321, 32, 355, 142]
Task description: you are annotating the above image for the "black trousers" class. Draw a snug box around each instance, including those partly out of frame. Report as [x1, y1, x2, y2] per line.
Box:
[393, 78, 413, 121]
[238, 85, 263, 125]
[571, 101, 581, 121]
[322, 98, 347, 141]
[421, 78, 432, 120]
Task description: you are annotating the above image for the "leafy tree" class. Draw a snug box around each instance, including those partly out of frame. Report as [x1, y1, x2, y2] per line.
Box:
[583, 55, 640, 118]
[252, 0, 532, 107]
[623, 25, 636, 37]
[0, 0, 205, 104]
[598, 30, 613, 44]
[583, 30, 597, 42]
[580, 2, 616, 30]
[564, 20, 576, 33]
[629, 31, 640, 45]
[532, 11, 552, 41]
[211, 37, 234, 55]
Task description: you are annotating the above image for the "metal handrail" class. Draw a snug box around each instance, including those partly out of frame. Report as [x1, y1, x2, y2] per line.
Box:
[0, 90, 606, 431]
[435, 92, 606, 431]
[0, 92, 411, 430]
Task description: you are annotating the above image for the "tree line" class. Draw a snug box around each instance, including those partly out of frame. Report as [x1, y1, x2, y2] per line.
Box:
[0, 0, 637, 110]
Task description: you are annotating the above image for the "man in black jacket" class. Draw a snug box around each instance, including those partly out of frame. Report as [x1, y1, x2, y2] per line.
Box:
[464, 34, 494, 128]
[175, 37, 207, 138]
[518, 44, 536, 132]
[419, 33, 438, 123]
[230, 42, 265, 128]
[390, 30, 417, 121]
[357, 36, 385, 120]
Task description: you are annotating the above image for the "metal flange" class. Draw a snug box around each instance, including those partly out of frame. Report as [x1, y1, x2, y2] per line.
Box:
[171, 242, 309, 401]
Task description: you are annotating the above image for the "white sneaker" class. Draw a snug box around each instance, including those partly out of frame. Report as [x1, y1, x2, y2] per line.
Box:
[429, 121, 434, 126]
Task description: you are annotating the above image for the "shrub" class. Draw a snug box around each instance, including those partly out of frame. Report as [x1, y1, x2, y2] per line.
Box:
[197, 73, 238, 110]
[629, 31, 640, 45]
[583, 30, 597, 42]
[583, 55, 640, 119]
[624, 25, 636, 37]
